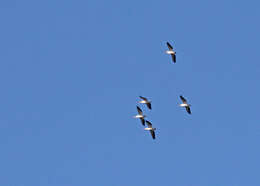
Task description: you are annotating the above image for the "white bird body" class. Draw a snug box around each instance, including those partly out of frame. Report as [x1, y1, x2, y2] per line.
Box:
[144, 127, 156, 131]
[180, 103, 189, 107]
[166, 50, 175, 54]
[134, 114, 146, 118]
[139, 100, 148, 104]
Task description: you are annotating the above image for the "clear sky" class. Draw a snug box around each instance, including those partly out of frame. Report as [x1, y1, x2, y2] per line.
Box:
[0, 0, 260, 185]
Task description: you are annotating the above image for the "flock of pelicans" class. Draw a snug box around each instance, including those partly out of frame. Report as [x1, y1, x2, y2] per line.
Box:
[133, 42, 192, 140]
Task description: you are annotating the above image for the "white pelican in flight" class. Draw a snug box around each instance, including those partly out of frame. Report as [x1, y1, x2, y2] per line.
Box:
[139, 96, 152, 110]
[166, 42, 176, 63]
[179, 95, 191, 114]
[134, 106, 146, 126]
[144, 120, 156, 139]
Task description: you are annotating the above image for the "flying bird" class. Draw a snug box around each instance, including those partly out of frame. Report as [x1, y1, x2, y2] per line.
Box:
[144, 120, 156, 139]
[179, 95, 191, 114]
[134, 106, 146, 126]
[139, 96, 152, 110]
[166, 42, 176, 63]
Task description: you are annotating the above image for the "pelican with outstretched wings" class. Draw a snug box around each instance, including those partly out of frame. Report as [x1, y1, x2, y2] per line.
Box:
[179, 95, 191, 114]
[139, 96, 152, 110]
[144, 120, 156, 140]
[133, 106, 146, 125]
[166, 42, 176, 63]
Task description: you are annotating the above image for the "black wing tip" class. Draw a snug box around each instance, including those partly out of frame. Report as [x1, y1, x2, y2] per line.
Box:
[180, 95, 186, 100]
[152, 132, 156, 139]
[166, 42, 173, 48]
[171, 54, 176, 63]
[141, 118, 145, 125]
[136, 106, 142, 113]
[186, 107, 192, 114]
[145, 120, 151, 125]
[139, 96, 146, 100]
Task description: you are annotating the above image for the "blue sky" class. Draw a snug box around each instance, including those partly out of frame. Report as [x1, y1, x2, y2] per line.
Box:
[0, 0, 260, 185]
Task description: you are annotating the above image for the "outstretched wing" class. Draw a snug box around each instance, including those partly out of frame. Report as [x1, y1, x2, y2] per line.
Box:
[139, 96, 148, 101]
[150, 130, 156, 139]
[186, 106, 191, 114]
[171, 54, 176, 63]
[140, 118, 145, 126]
[166, 42, 173, 50]
[145, 120, 153, 128]
[180, 95, 187, 103]
[146, 102, 152, 110]
[137, 106, 143, 115]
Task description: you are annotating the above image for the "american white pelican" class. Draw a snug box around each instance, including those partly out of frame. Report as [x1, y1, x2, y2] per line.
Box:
[134, 106, 146, 126]
[144, 120, 156, 139]
[139, 96, 152, 110]
[166, 42, 176, 63]
[179, 95, 191, 114]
